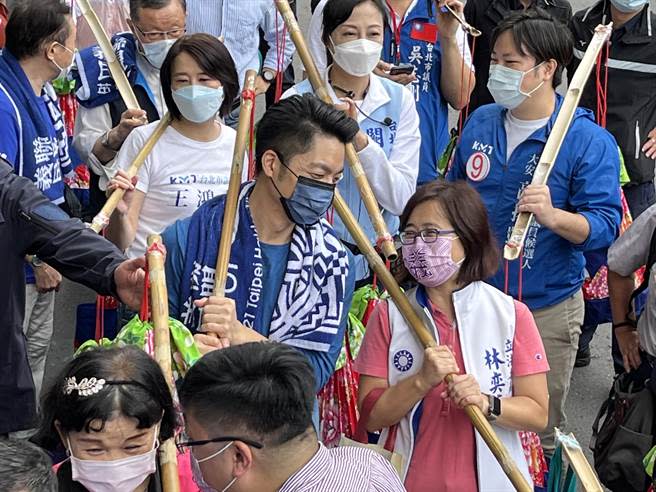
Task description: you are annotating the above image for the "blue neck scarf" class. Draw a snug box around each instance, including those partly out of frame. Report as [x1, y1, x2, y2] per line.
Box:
[179, 182, 349, 353]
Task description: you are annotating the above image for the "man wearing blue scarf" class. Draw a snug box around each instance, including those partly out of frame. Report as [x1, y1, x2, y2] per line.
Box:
[0, 0, 77, 416]
[163, 94, 358, 392]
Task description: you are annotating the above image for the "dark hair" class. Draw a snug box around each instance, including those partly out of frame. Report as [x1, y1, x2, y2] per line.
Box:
[321, 0, 387, 65]
[255, 93, 359, 173]
[32, 345, 177, 451]
[0, 438, 56, 492]
[180, 342, 316, 447]
[161, 34, 239, 119]
[130, 0, 187, 20]
[491, 8, 573, 88]
[400, 180, 499, 285]
[5, 0, 71, 61]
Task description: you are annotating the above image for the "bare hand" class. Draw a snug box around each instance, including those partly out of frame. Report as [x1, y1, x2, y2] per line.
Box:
[518, 184, 557, 229]
[334, 98, 369, 151]
[193, 332, 228, 355]
[34, 263, 62, 294]
[254, 75, 271, 96]
[436, 0, 465, 39]
[374, 61, 417, 86]
[443, 373, 488, 413]
[616, 325, 642, 372]
[417, 345, 459, 390]
[107, 170, 137, 215]
[113, 257, 146, 310]
[108, 109, 147, 150]
[642, 127, 656, 159]
[194, 296, 246, 346]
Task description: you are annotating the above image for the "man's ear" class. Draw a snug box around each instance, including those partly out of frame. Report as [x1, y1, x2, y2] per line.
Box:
[232, 441, 254, 478]
[544, 59, 558, 82]
[260, 149, 280, 179]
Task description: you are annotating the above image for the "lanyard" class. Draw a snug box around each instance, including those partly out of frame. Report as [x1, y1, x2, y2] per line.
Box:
[385, 0, 403, 63]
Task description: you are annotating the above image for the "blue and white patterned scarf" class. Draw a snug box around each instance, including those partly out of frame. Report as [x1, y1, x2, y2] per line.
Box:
[179, 182, 349, 352]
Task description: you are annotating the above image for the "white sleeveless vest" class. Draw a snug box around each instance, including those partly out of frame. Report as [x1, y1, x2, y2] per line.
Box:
[382, 282, 532, 491]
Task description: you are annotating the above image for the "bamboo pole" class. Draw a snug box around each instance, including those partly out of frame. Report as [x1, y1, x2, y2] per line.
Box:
[332, 190, 532, 492]
[504, 23, 613, 260]
[90, 114, 171, 233]
[275, 0, 397, 261]
[76, 0, 141, 110]
[146, 235, 181, 492]
[213, 71, 258, 296]
[555, 429, 603, 492]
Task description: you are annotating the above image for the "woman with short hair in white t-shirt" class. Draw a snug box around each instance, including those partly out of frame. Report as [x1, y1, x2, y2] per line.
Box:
[106, 33, 240, 258]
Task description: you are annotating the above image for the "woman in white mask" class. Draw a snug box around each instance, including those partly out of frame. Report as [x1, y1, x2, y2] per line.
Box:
[354, 180, 550, 491]
[284, 0, 421, 282]
[32, 345, 193, 492]
[106, 34, 241, 260]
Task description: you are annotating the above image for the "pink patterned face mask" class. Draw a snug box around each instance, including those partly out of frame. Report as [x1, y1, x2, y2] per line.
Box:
[402, 236, 463, 287]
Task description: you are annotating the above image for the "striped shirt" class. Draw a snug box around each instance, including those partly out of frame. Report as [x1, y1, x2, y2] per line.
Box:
[278, 443, 406, 492]
[186, 0, 295, 89]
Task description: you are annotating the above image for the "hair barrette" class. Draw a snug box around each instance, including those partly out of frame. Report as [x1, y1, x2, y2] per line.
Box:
[63, 376, 106, 397]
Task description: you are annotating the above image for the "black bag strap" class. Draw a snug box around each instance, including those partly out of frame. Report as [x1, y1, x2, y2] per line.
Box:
[629, 225, 656, 310]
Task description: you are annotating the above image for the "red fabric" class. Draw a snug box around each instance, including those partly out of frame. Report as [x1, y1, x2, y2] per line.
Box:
[354, 298, 549, 491]
[0, 4, 7, 49]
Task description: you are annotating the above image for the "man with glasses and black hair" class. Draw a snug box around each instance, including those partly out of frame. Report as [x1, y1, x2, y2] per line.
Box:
[72, 0, 187, 219]
[179, 342, 405, 491]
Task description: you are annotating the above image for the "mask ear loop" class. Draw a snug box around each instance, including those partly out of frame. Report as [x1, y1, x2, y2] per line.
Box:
[519, 61, 546, 98]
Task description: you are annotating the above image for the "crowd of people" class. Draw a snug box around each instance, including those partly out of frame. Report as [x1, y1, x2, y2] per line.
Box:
[1, 0, 656, 490]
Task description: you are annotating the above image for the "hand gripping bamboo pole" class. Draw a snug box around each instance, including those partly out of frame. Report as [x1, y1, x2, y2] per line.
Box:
[504, 23, 613, 260]
[90, 114, 171, 233]
[275, 0, 397, 261]
[213, 71, 258, 296]
[146, 235, 181, 492]
[76, 0, 141, 110]
[332, 190, 532, 492]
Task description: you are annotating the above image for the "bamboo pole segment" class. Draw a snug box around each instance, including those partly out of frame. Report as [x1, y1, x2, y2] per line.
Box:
[554, 429, 603, 492]
[76, 0, 141, 110]
[274, 0, 397, 261]
[90, 114, 171, 233]
[146, 234, 181, 492]
[213, 70, 258, 296]
[504, 23, 612, 260]
[441, 3, 482, 37]
[332, 189, 532, 492]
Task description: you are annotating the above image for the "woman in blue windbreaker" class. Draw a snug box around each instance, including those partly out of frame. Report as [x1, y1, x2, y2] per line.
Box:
[447, 9, 621, 458]
[284, 0, 421, 282]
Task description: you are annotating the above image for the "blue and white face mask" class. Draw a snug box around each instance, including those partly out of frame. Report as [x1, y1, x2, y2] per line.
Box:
[487, 62, 545, 110]
[142, 38, 177, 69]
[610, 0, 648, 13]
[172, 85, 225, 123]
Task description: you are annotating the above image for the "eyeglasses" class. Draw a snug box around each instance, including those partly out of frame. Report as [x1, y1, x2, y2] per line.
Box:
[134, 24, 186, 42]
[175, 434, 264, 454]
[399, 228, 457, 245]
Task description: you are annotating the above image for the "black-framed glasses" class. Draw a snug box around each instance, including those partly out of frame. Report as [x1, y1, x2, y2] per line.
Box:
[399, 228, 457, 245]
[134, 24, 186, 42]
[175, 435, 264, 454]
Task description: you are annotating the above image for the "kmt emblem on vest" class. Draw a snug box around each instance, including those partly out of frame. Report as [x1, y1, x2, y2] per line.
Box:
[393, 349, 414, 372]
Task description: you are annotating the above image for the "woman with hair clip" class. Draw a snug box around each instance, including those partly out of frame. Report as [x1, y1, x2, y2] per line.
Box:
[32, 345, 196, 492]
[354, 181, 550, 491]
[284, 0, 421, 283]
[106, 33, 242, 260]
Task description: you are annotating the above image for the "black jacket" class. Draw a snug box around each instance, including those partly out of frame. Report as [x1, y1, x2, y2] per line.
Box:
[569, 2, 656, 186]
[0, 160, 125, 434]
[464, 0, 572, 112]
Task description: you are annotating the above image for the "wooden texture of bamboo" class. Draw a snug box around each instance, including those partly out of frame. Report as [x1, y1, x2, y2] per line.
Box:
[146, 235, 180, 492]
[76, 0, 141, 110]
[555, 429, 603, 492]
[90, 114, 171, 233]
[504, 23, 613, 260]
[274, 0, 397, 261]
[213, 71, 258, 296]
[332, 190, 532, 491]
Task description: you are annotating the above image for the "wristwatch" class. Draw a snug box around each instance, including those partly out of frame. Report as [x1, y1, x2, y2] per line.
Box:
[486, 394, 501, 421]
[31, 255, 45, 268]
[262, 69, 277, 83]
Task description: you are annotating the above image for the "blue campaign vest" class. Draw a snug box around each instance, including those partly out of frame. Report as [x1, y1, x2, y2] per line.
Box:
[293, 76, 404, 279]
[383, 1, 449, 184]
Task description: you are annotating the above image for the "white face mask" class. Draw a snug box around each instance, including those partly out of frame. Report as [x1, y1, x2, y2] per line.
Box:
[487, 62, 545, 110]
[68, 428, 159, 492]
[142, 38, 177, 69]
[330, 38, 382, 77]
[190, 442, 238, 492]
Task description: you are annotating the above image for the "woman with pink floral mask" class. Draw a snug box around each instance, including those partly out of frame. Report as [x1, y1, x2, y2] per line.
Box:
[354, 180, 550, 492]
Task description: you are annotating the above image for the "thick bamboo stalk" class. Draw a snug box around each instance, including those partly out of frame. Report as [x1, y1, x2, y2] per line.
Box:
[213, 71, 258, 296]
[146, 235, 180, 492]
[332, 190, 532, 492]
[90, 114, 171, 233]
[555, 429, 603, 492]
[504, 23, 613, 260]
[76, 0, 141, 110]
[275, 0, 397, 261]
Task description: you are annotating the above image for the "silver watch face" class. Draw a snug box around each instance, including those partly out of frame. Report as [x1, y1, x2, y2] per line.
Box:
[264, 71, 275, 82]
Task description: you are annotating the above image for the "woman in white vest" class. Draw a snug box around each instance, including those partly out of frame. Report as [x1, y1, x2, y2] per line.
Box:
[283, 0, 420, 282]
[354, 180, 550, 491]
[106, 34, 242, 259]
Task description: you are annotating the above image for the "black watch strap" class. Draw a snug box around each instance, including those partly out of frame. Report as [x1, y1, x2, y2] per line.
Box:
[486, 394, 501, 421]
